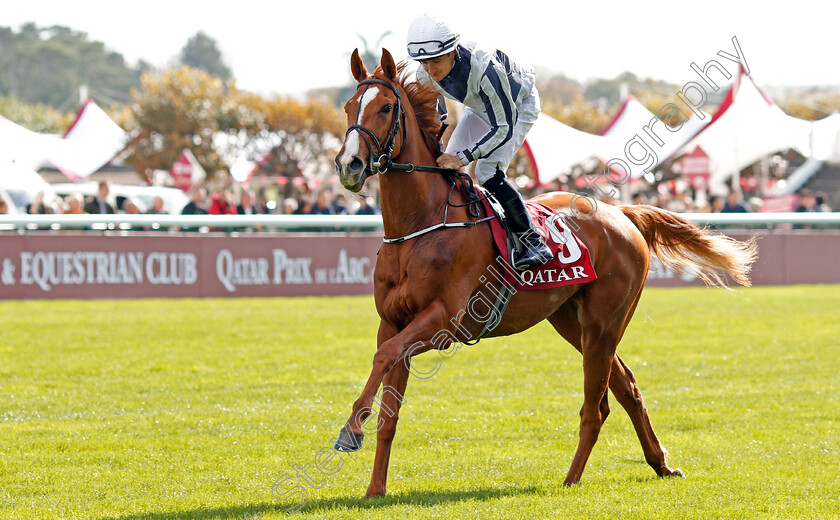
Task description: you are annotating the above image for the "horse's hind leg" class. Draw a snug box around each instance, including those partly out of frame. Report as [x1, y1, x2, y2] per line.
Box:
[605, 290, 683, 478]
[609, 353, 682, 478]
[548, 300, 682, 482]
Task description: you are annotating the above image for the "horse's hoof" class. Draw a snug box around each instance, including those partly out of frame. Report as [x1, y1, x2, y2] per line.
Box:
[364, 487, 386, 498]
[334, 429, 364, 452]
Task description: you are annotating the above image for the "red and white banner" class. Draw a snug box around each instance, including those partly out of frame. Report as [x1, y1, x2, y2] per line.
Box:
[761, 195, 798, 213]
[170, 149, 207, 193]
[681, 145, 711, 190]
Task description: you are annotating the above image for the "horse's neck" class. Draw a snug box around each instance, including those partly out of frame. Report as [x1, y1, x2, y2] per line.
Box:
[378, 121, 451, 240]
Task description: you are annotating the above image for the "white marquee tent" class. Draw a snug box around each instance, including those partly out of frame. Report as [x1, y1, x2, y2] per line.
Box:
[0, 99, 129, 181]
[523, 68, 840, 190]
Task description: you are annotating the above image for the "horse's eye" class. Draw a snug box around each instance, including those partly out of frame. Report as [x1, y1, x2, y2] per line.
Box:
[381, 104, 392, 114]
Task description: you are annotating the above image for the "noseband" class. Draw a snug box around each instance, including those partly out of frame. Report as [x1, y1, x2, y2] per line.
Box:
[345, 78, 406, 175]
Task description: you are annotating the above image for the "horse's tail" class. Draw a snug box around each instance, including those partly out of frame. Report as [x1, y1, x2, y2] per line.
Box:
[620, 205, 757, 287]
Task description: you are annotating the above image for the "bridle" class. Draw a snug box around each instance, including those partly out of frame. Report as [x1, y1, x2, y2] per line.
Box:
[345, 78, 406, 176]
[344, 76, 494, 244]
[345, 76, 456, 176]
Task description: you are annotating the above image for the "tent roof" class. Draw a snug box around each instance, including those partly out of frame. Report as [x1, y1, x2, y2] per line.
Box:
[522, 68, 840, 186]
[0, 99, 129, 181]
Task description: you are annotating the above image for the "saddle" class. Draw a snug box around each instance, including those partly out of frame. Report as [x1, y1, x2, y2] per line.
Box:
[475, 186, 597, 290]
[453, 182, 597, 343]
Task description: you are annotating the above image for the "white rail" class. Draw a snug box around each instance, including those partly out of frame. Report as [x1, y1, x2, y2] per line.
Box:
[0, 214, 384, 230]
[0, 212, 839, 230]
[682, 212, 840, 225]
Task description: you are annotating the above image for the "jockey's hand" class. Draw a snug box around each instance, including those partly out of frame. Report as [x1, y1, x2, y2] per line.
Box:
[437, 153, 464, 170]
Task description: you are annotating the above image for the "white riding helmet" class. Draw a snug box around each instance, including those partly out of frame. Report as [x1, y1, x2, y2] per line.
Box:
[406, 14, 460, 60]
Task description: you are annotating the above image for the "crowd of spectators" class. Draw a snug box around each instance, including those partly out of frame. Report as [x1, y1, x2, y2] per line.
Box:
[610, 187, 832, 214]
[0, 180, 383, 233]
[3, 180, 381, 219]
[2, 178, 832, 232]
[583, 185, 834, 230]
[178, 185, 379, 217]
[793, 189, 833, 213]
[7, 180, 173, 217]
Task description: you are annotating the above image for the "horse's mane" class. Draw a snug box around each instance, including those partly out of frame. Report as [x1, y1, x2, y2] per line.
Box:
[391, 61, 443, 158]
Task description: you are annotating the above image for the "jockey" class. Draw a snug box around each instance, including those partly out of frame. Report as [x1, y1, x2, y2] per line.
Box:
[407, 13, 553, 271]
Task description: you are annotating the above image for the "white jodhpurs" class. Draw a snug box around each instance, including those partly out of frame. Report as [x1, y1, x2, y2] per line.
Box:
[444, 88, 541, 183]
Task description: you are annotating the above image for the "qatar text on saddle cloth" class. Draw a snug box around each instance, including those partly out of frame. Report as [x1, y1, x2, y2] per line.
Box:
[480, 194, 597, 289]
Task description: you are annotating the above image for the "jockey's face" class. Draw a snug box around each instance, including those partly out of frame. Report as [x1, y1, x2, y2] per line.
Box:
[420, 52, 455, 82]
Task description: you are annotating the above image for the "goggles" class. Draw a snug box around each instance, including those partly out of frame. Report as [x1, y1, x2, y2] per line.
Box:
[407, 36, 459, 58]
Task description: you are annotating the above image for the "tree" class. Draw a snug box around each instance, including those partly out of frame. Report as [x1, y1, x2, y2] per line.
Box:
[0, 23, 140, 108]
[356, 32, 392, 73]
[778, 88, 840, 120]
[537, 72, 583, 106]
[0, 95, 73, 133]
[227, 90, 346, 188]
[541, 96, 614, 135]
[129, 66, 239, 181]
[583, 71, 679, 108]
[128, 66, 344, 184]
[178, 32, 231, 79]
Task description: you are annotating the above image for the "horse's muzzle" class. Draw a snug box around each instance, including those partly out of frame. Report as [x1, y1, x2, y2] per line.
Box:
[336, 155, 370, 193]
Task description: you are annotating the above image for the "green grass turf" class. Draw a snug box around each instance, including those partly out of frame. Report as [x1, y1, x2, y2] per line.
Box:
[1, 285, 838, 519]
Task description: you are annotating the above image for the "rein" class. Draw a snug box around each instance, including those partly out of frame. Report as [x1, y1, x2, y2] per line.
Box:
[382, 176, 494, 244]
[346, 77, 493, 245]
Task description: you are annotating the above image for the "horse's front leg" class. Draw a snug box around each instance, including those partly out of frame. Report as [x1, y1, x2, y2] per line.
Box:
[335, 302, 446, 454]
[348, 320, 412, 498]
[364, 359, 410, 498]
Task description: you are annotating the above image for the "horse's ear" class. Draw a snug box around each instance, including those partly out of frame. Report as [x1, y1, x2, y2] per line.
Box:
[350, 48, 368, 82]
[380, 48, 397, 81]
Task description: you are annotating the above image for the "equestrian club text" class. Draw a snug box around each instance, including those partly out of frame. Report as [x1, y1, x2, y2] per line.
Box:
[0, 249, 371, 292]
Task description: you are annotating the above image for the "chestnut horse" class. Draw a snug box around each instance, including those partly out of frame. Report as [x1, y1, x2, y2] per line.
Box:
[334, 48, 756, 498]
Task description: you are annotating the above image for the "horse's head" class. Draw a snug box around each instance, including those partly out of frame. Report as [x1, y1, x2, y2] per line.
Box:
[335, 48, 402, 193]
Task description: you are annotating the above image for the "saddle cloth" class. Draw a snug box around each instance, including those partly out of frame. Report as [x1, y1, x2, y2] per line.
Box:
[477, 188, 597, 290]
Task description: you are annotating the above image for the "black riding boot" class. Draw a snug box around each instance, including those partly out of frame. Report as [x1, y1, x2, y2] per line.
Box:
[483, 170, 553, 271]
